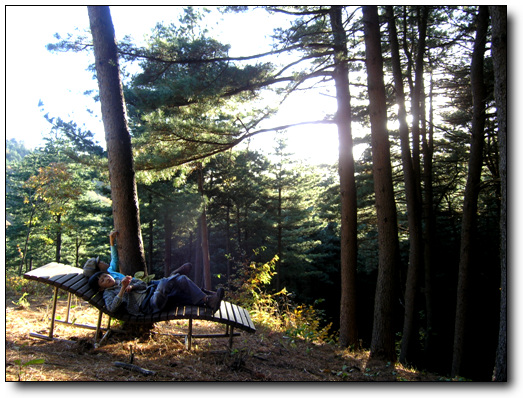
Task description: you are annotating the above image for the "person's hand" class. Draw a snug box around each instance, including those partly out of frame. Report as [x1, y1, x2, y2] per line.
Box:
[118, 275, 132, 298]
[121, 275, 132, 289]
[98, 260, 110, 272]
[109, 230, 118, 245]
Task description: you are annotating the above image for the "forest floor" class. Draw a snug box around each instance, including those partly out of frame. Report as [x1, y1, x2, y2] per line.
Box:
[6, 287, 446, 382]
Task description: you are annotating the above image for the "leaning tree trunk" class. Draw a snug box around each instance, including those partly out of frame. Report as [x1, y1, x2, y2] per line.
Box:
[451, 5, 489, 378]
[363, 5, 401, 362]
[88, 6, 147, 276]
[329, 5, 359, 349]
[489, 5, 507, 382]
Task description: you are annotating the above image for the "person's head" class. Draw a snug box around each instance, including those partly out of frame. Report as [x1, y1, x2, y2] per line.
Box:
[88, 271, 116, 291]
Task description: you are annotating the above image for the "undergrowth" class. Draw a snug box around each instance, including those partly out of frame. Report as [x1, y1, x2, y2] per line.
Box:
[6, 274, 54, 297]
[227, 255, 335, 345]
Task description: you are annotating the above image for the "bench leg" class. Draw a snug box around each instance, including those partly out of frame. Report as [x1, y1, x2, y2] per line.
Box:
[94, 309, 103, 345]
[65, 292, 72, 323]
[94, 313, 112, 348]
[48, 286, 59, 339]
[185, 318, 193, 350]
[228, 326, 235, 350]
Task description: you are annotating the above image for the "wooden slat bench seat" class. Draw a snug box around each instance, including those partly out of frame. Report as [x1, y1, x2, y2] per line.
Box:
[23, 262, 256, 350]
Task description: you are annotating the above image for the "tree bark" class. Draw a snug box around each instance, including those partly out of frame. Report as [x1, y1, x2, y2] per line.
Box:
[88, 6, 146, 276]
[489, 5, 507, 382]
[55, 214, 62, 263]
[164, 212, 172, 276]
[226, 197, 232, 287]
[147, 194, 154, 275]
[329, 5, 359, 349]
[276, 182, 282, 291]
[386, 5, 425, 365]
[363, 6, 401, 362]
[451, 5, 489, 378]
[410, 6, 428, 193]
[194, 222, 203, 287]
[19, 204, 36, 276]
[422, 60, 436, 358]
[197, 163, 212, 289]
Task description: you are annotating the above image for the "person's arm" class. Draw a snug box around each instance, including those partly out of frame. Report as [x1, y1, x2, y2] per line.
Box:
[104, 276, 131, 312]
[109, 230, 119, 273]
[109, 230, 117, 247]
[104, 287, 124, 312]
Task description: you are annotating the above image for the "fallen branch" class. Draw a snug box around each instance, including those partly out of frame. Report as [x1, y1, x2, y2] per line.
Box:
[114, 361, 156, 376]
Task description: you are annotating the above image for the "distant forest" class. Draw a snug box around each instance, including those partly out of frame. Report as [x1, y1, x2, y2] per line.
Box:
[5, 6, 507, 381]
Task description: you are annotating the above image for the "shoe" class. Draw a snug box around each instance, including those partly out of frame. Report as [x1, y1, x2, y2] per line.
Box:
[170, 262, 192, 277]
[205, 287, 224, 312]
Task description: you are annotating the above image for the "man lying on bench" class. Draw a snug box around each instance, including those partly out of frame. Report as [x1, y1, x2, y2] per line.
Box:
[84, 230, 224, 316]
[88, 271, 225, 316]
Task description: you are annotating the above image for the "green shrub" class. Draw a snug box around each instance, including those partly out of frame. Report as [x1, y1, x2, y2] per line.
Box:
[5, 275, 53, 298]
[228, 255, 335, 344]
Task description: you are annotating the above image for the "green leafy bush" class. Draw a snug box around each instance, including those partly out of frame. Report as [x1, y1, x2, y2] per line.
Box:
[228, 255, 335, 344]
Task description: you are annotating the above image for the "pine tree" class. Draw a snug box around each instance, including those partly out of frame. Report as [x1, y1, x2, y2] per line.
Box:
[363, 5, 401, 362]
[88, 5, 147, 275]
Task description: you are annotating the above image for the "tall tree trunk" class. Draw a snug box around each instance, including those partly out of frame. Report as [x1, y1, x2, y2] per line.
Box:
[88, 6, 146, 276]
[187, 230, 194, 265]
[236, 205, 242, 262]
[402, 6, 414, 93]
[55, 214, 62, 263]
[194, 222, 203, 287]
[451, 5, 489, 378]
[410, 6, 428, 194]
[276, 183, 282, 291]
[329, 5, 358, 349]
[363, 5, 401, 362]
[226, 197, 232, 287]
[75, 236, 81, 267]
[489, 5, 507, 382]
[19, 206, 36, 276]
[197, 163, 212, 290]
[386, 6, 424, 365]
[422, 58, 436, 358]
[164, 212, 172, 276]
[147, 194, 154, 276]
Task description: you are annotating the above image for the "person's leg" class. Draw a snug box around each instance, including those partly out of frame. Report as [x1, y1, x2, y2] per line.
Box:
[166, 275, 207, 305]
[151, 274, 224, 312]
[152, 274, 206, 306]
[169, 262, 192, 278]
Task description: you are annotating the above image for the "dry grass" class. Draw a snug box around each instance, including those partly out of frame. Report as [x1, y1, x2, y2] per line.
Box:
[6, 284, 445, 382]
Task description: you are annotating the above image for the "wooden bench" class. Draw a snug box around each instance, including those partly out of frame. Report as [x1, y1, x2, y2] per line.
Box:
[23, 262, 256, 350]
